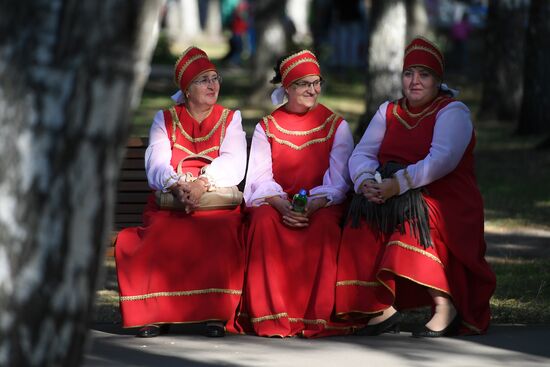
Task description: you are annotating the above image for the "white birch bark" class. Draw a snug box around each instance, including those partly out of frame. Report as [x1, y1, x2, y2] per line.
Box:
[0, 1, 162, 365]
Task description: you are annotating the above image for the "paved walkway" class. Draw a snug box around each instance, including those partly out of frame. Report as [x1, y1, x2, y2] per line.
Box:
[84, 324, 550, 367]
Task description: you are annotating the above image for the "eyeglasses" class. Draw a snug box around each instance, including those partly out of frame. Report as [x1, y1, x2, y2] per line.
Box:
[192, 75, 223, 87]
[292, 79, 324, 90]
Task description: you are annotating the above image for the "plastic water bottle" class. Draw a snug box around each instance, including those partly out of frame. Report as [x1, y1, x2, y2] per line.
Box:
[292, 188, 308, 213]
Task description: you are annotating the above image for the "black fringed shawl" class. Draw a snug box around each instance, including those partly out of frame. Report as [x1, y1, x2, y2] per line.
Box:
[344, 161, 433, 249]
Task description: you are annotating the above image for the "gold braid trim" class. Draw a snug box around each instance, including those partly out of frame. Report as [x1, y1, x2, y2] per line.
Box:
[173, 144, 219, 158]
[404, 44, 444, 70]
[336, 280, 381, 287]
[282, 57, 320, 82]
[170, 107, 229, 143]
[378, 267, 452, 296]
[250, 312, 289, 323]
[120, 288, 242, 302]
[175, 53, 209, 87]
[264, 114, 338, 150]
[288, 317, 327, 325]
[267, 113, 335, 136]
[386, 241, 443, 266]
[392, 98, 448, 130]
[401, 96, 445, 118]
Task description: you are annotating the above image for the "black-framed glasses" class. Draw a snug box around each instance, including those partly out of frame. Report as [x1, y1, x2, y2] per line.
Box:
[292, 79, 324, 90]
[193, 75, 223, 87]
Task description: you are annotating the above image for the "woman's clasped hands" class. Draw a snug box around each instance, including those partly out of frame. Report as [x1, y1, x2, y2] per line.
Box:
[360, 178, 400, 204]
[171, 177, 208, 213]
[266, 196, 328, 228]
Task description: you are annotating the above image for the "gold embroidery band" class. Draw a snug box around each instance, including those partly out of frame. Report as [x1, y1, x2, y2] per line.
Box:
[250, 312, 289, 323]
[336, 280, 381, 287]
[267, 113, 335, 136]
[170, 107, 229, 143]
[392, 98, 448, 130]
[120, 288, 242, 302]
[173, 143, 219, 158]
[175, 54, 209, 87]
[265, 114, 338, 150]
[386, 241, 443, 266]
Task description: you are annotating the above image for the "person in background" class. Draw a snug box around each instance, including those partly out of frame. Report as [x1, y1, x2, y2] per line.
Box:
[335, 37, 496, 337]
[115, 46, 247, 338]
[235, 50, 356, 338]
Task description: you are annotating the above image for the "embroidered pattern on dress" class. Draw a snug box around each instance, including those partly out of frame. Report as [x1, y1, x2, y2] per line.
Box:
[264, 113, 338, 150]
[265, 113, 334, 136]
[392, 98, 448, 130]
[173, 144, 219, 158]
[169, 107, 229, 143]
[336, 280, 381, 287]
[120, 288, 242, 301]
[386, 241, 443, 266]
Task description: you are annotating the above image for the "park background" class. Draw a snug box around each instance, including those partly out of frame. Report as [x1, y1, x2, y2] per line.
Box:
[0, 0, 549, 365]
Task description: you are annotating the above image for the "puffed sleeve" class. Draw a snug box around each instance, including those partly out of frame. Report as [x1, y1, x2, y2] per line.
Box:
[349, 102, 389, 193]
[144, 110, 178, 192]
[308, 121, 354, 204]
[243, 123, 287, 206]
[392, 101, 473, 193]
[201, 110, 247, 187]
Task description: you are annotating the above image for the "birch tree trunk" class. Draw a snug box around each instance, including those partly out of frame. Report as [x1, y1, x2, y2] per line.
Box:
[359, 0, 407, 136]
[517, 0, 550, 135]
[250, 0, 288, 105]
[478, 0, 529, 121]
[406, 0, 434, 42]
[0, 1, 162, 365]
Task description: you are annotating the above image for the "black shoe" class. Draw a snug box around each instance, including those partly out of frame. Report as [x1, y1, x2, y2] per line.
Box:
[205, 324, 226, 338]
[356, 311, 403, 336]
[136, 324, 170, 338]
[412, 315, 461, 338]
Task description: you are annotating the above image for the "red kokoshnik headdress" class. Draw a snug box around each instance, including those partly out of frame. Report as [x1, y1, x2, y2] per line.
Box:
[174, 46, 217, 92]
[403, 37, 444, 78]
[279, 50, 321, 88]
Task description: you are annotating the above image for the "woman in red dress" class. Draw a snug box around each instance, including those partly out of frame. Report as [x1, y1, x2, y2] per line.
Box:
[235, 50, 356, 338]
[115, 47, 247, 338]
[336, 37, 496, 337]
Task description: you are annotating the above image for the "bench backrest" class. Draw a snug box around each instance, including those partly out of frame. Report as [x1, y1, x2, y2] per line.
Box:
[115, 137, 149, 230]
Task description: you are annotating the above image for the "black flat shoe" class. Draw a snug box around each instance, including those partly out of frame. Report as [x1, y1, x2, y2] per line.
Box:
[205, 324, 226, 338]
[136, 324, 170, 338]
[356, 311, 403, 336]
[412, 315, 461, 338]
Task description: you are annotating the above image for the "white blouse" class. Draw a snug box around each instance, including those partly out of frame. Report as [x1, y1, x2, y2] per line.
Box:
[145, 109, 247, 191]
[244, 121, 355, 207]
[350, 101, 473, 194]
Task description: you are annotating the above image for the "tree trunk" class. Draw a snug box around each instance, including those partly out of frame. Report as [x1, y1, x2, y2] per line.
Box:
[517, 0, 550, 135]
[358, 0, 407, 137]
[406, 0, 434, 42]
[249, 0, 288, 106]
[0, 1, 162, 365]
[478, 0, 528, 121]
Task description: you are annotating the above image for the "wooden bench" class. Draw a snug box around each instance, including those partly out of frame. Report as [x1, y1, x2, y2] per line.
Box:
[107, 137, 149, 257]
[115, 137, 150, 230]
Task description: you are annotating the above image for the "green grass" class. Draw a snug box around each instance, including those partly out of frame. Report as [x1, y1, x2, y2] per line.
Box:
[490, 258, 550, 324]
